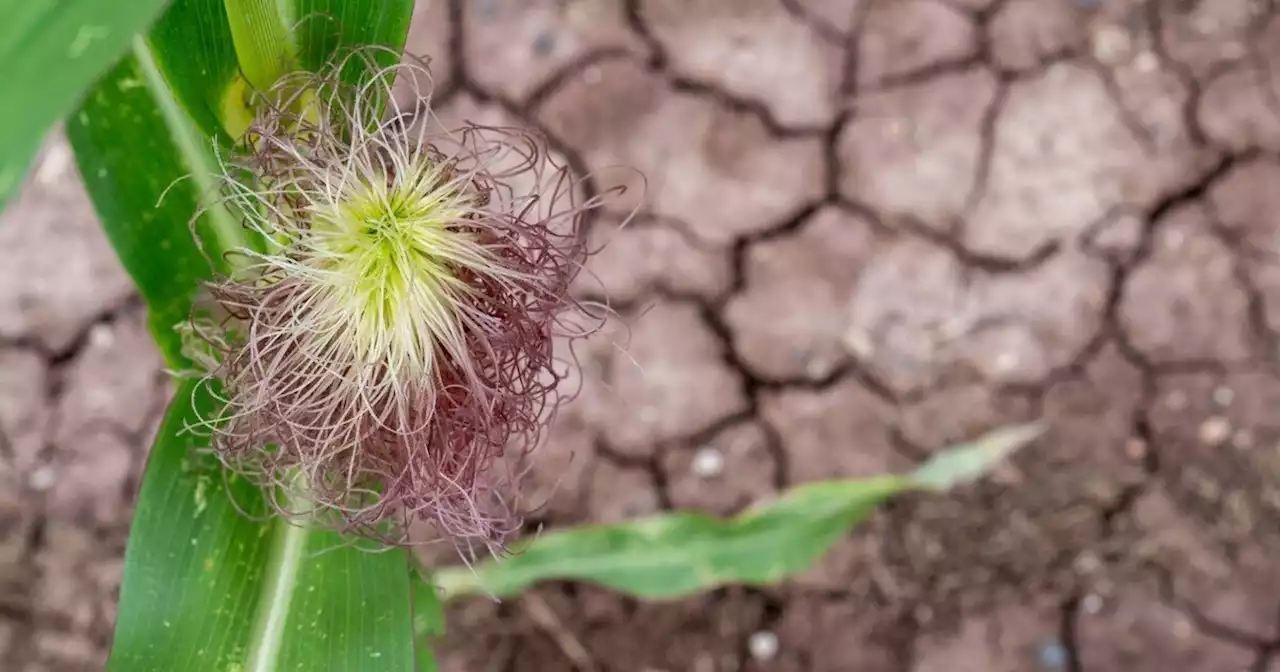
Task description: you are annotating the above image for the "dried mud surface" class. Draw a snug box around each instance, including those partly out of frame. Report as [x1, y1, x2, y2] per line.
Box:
[6, 0, 1280, 670]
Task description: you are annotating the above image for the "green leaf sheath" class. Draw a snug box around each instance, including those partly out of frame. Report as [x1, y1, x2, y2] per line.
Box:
[147, 0, 244, 140]
[291, 0, 413, 101]
[224, 0, 296, 91]
[431, 425, 1043, 604]
[107, 381, 416, 672]
[0, 0, 169, 209]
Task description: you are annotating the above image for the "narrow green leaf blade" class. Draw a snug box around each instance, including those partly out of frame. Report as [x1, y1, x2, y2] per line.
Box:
[430, 425, 1040, 602]
[109, 380, 417, 672]
[0, 0, 170, 209]
[66, 46, 239, 366]
[107, 380, 270, 671]
[433, 476, 909, 601]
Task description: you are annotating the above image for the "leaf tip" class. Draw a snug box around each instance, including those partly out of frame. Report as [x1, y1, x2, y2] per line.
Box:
[909, 421, 1046, 492]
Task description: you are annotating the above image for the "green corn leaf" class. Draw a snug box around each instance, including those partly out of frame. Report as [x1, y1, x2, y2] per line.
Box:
[291, 0, 413, 92]
[413, 575, 447, 672]
[61, 1, 420, 670]
[145, 0, 416, 143]
[66, 44, 240, 366]
[145, 0, 244, 142]
[429, 425, 1043, 602]
[434, 477, 907, 601]
[225, 0, 296, 92]
[65, 0, 416, 370]
[108, 380, 417, 672]
[0, 0, 171, 210]
[910, 422, 1046, 491]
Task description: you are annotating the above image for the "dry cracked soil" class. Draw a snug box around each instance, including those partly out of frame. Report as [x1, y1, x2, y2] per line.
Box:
[7, 0, 1280, 670]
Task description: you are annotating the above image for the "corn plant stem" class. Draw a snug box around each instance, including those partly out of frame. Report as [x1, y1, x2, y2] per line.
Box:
[224, 0, 295, 92]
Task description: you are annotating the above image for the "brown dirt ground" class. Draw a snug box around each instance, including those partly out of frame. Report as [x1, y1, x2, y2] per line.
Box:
[7, 0, 1280, 670]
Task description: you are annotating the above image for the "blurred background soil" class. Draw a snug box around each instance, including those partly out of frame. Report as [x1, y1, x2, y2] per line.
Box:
[7, 0, 1280, 669]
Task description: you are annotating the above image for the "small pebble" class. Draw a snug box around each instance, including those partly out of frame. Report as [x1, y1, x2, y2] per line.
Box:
[1082, 593, 1104, 614]
[1038, 641, 1069, 670]
[89, 322, 115, 349]
[532, 31, 556, 57]
[691, 446, 725, 479]
[1092, 25, 1131, 64]
[1133, 51, 1159, 73]
[803, 354, 828, 379]
[29, 466, 57, 492]
[1074, 552, 1102, 574]
[36, 144, 71, 186]
[1199, 416, 1232, 446]
[993, 351, 1020, 374]
[747, 631, 779, 661]
[843, 329, 874, 358]
[1212, 386, 1235, 407]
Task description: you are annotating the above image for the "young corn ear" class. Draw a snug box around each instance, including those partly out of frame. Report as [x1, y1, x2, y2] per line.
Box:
[184, 51, 615, 552]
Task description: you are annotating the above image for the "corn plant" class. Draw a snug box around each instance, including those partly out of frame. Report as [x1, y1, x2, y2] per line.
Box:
[0, 1, 1041, 670]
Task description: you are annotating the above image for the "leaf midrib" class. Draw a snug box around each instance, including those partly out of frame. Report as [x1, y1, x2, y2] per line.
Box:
[244, 516, 310, 672]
